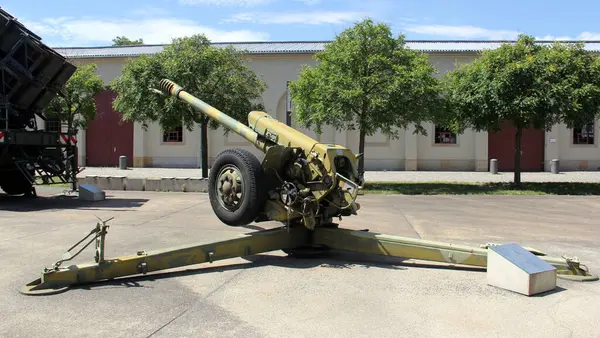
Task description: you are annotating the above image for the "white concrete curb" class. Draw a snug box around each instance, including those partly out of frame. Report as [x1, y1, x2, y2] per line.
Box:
[77, 175, 209, 192]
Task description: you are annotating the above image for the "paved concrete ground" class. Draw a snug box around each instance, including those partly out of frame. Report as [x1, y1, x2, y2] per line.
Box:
[77, 167, 600, 183]
[1, 188, 600, 338]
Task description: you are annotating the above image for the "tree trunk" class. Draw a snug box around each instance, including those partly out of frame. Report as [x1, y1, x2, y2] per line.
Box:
[67, 111, 77, 191]
[358, 128, 366, 179]
[201, 117, 209, 178]
[514, 127, 522, 186]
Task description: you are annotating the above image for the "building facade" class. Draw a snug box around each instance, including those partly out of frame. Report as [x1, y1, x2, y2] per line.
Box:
[55, 41, 600, 172]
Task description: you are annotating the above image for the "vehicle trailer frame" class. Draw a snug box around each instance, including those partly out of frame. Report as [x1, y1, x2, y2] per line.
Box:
[0, 128, 81, 194]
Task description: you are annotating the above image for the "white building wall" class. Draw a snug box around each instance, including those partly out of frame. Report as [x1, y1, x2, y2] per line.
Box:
[70, 53, 498, 171]
[74, 52, 600, 172]
[544, 119, 600, 171]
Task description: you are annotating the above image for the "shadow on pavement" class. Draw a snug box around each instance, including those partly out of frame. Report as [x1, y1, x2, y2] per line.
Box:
[69, 250, 487, 293]
[0, 193, 149, 212]
[530, 286, 567, 297]
[363, 182, 600, 195]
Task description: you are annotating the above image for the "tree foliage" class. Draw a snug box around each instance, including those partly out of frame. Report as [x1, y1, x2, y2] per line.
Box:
[110, 34, 267, 132]
[442, 35, 600, 184]
[288, 19, 443, 174]
[44, 63, 105, 130]
[112, 36, 144, 45]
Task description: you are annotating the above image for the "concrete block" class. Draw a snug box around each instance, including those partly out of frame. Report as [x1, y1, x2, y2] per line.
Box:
[77, 176, 91, 185]
[174, 177, 189, 192]
[487, 243, 557, 296]
[79, 184, 105, 201]
[84, 175, 98, 185]
[145, 178, 162, 191]
[187, 178, 209, 192]
[161, 177, 176, 191]
[108, 176, 125, 190]
[95, 176, 110, 190]
[126, 178, 145, 191]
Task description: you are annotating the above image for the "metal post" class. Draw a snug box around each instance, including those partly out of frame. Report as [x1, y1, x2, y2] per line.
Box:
[200, 116, 209, 178]
[285, 80, 292, 126]
[119, 156, 127, 170]
[71, 144, 78, 191]
[551, 159, 560, 174]
[489, 159, 498, 174]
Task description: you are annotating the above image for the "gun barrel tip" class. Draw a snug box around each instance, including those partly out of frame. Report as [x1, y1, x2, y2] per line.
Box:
[158, 79, 178, 94]
[150, 88, 165, 96]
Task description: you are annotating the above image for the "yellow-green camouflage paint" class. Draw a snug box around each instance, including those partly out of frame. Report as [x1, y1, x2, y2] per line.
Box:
[158, 79, 266, 150]
[21, 224, 597, 295]
[311, 227, 598, 280]
[21, 227, 310, 295]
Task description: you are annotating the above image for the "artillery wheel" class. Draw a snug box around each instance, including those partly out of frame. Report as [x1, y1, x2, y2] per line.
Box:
[209, 148, 266, 226]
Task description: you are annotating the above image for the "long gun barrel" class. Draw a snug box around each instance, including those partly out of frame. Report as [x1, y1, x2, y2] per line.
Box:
[158, 79, 265, 149]
[157, 78, 321, 154]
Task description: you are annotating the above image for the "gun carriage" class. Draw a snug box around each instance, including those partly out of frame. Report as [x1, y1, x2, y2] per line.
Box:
[21, 79, 597, 295]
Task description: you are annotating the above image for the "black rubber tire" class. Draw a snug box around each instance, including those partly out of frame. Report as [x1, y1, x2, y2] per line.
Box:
[208, 148, 266, 226]
[0, 170, 33, 196]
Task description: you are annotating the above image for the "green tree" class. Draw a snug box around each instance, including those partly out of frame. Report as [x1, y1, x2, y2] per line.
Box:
[112, 36, 144, 45]
[110, 34, 266, 177]
[43, 62, 105, 190]
[442, 35, 600, 185]
[44, 63, 105, 132]
[288, 19, 443, 176]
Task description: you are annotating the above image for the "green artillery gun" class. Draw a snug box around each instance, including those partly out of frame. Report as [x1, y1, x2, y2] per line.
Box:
[20, 79, 598, 296]
[157, 79, 363, 231]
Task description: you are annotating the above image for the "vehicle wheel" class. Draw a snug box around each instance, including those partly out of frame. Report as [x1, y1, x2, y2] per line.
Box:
[0, 171, 33, 196]
[208, 148, 266, 226]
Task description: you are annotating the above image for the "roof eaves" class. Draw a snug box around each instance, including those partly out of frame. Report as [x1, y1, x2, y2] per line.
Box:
[53, 40, 600, 59]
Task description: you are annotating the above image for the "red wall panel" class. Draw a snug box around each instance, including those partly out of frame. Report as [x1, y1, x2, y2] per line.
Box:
[85, 89, 134, 167]
[488, 120, 545, 172]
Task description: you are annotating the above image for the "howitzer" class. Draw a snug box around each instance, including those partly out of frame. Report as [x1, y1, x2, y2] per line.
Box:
[157, 79, 363, 230]
[19, 79, 598, 296]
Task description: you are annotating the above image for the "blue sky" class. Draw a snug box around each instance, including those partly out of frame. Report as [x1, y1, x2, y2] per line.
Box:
[2, 0, 599, 47]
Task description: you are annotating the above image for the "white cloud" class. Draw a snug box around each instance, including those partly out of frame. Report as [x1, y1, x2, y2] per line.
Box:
[403, 23, 600, 42]
[293, 0, 322, 5]
[577, 32, 600, 40]
[223, 11, 369, 25]
[404, 24, 520, 40]
[536, 35, 573, 41]
[539, 32, 600, 40]
[20, 16, 269, 46]
[398, 17, 417, 23]
[132, 6, 171, 17]
[178, 0, 272, 6]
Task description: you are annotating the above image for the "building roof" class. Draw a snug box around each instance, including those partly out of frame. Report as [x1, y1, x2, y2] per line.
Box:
[53, 40, 600, 59]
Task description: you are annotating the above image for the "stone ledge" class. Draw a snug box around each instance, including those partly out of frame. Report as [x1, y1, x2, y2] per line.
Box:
[77, 176, 208, 192]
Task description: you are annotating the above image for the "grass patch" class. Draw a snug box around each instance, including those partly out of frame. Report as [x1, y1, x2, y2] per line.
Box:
[34, 176, 72, 188]
[361, 181, 600, 196]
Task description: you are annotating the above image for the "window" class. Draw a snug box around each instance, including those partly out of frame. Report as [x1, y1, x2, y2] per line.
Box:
[434, 126, 457, 144]
[572, 122, 595, 145]
[163, 125, 183, 143]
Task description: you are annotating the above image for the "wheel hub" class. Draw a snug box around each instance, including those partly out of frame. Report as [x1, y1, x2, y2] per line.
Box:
[216, 165, 243, 211]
